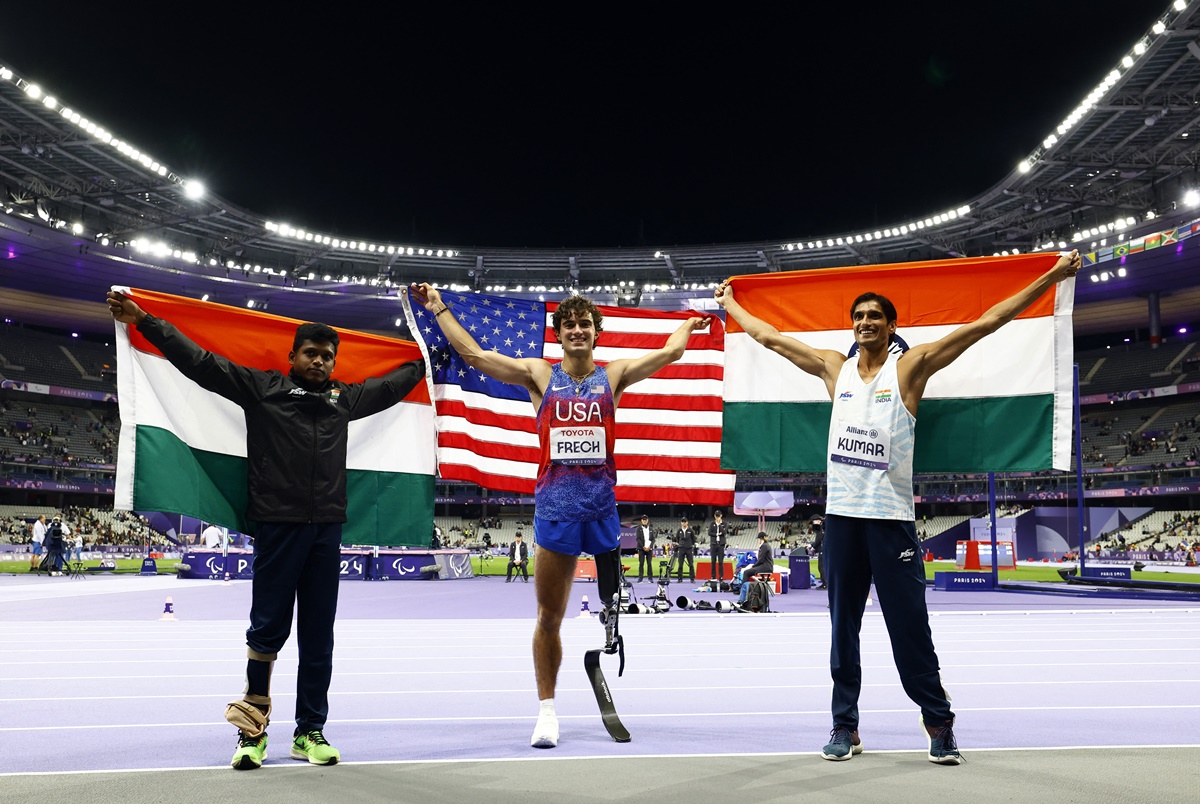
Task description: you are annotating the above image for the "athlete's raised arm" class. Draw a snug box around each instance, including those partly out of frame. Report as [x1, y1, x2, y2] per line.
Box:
[898, 250, 1081, 405]
[411, 283, 551, 396]
[715, 279, 847, 399]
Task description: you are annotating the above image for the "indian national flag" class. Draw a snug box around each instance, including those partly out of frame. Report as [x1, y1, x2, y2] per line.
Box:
[113, 287, 435, 546]
[721, 254, 1075, 473]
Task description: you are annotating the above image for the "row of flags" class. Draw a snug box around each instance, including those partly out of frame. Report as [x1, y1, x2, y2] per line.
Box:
[114, 254, 1072, 543]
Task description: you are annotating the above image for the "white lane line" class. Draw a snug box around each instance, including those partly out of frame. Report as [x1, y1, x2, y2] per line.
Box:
[15, 676, 1200, 704]
[6, 743, 1200, 778]
[5, 659, 1199, 683]
[4, 704, 1199, 733]
[6, 643, 1197, 669]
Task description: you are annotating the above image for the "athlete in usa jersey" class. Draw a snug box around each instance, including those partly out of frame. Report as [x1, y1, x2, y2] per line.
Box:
[412, 282, 708, 750]
[717, 250, 1082, 766]
[535, 362, 617, 522]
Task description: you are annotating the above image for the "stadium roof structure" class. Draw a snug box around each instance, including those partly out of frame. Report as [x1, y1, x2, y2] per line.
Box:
[2, 0, 1199, 338]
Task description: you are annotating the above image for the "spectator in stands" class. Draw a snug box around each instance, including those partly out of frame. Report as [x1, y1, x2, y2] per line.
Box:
[717, 247, 1081, 766]
[108, 290, 424, 770]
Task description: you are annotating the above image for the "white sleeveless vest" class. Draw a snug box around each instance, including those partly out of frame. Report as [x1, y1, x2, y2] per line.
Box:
[825, 353, 916, 521]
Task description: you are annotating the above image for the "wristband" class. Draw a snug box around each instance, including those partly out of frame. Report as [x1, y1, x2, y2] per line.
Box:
[435, 307, 450, 317]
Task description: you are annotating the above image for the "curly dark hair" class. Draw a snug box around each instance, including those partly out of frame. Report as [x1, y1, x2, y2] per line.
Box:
[550, 295, 604, 343]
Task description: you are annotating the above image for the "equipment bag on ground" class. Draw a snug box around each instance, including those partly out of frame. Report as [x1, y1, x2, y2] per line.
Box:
[745, 580, 772, 613]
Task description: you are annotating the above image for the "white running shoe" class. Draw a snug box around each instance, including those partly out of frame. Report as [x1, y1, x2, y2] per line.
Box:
[530, 709, 559, 748]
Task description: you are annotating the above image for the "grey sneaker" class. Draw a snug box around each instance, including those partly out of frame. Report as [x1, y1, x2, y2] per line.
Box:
[821, 726, 862, 761]
[922, 717, 962, 765]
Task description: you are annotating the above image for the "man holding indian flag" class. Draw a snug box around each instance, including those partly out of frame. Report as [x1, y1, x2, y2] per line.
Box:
[716, 249, 1082, 766]
[107, 290, 426, 771]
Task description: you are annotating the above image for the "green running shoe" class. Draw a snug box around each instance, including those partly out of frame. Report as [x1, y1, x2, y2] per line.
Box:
[231, 731, 267, 770]
[291, 730, 341, 765]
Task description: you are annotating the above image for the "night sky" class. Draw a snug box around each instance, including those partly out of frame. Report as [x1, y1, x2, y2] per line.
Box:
[1, 2, 1168, 250]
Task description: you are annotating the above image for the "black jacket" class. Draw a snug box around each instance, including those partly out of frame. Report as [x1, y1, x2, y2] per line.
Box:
[745, 541, 774, 578]
[509, 541, 529, 563]
[674, 527, 696, 552]
[708, 520, 727, 549]
[137, 315, 424, 525]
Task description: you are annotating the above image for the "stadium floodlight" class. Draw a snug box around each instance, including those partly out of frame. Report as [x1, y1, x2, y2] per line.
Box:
[1117, 267, 1127, 278]
[71, 223, 83, 234]
[1018, 160, 1031, 174]
[1153, 21, 1166, 34]
[1185, 190, 1200, 207]
[24, 83, 41, 99]
[184, 181, 205, 200]
[42, 95, 57, 109]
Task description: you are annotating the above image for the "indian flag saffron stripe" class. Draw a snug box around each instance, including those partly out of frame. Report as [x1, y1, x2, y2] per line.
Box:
[721, 254, 1075, 473]
[114, 287, 435, 546]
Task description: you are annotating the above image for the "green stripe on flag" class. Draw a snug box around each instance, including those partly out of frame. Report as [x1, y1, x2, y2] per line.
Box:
[133, 425, 432, 546]
[721, 401, 831, 472]
[134, 426, 249, 530]
[345, 470, 434, 547]
[721, 395, 1054, 473]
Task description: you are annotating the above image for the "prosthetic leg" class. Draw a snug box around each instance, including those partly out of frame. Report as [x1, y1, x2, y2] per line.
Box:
[585, 549, 631, 742]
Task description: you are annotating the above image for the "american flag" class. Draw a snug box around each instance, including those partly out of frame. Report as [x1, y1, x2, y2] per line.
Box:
[402, 289, 735, 505]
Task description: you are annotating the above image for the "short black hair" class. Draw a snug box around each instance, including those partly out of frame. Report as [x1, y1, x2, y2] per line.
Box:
[757, 531, 768, 540]
[850, 292, 897, 324]
[293, 322, 340, 354]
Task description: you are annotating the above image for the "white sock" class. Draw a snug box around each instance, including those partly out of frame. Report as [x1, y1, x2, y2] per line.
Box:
[531, 698, 559, 748]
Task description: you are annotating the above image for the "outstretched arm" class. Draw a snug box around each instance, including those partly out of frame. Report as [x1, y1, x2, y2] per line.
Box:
[410, 283, 550, 396]
[900, 250, 1081, 404]
[106, 290, 265, 405]
[715, 280, 846, 397]
[606, 316, 710, 396]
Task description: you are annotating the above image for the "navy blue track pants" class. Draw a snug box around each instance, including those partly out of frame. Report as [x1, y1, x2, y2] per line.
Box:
[824, 514, 953, 730]
[246, 522, 342, 733]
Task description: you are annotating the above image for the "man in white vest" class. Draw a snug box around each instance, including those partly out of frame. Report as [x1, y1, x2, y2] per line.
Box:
[716, 250, 1081, 766]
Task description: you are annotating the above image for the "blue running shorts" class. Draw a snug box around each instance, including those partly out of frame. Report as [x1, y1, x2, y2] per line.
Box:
[534, 513, 621, 557]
